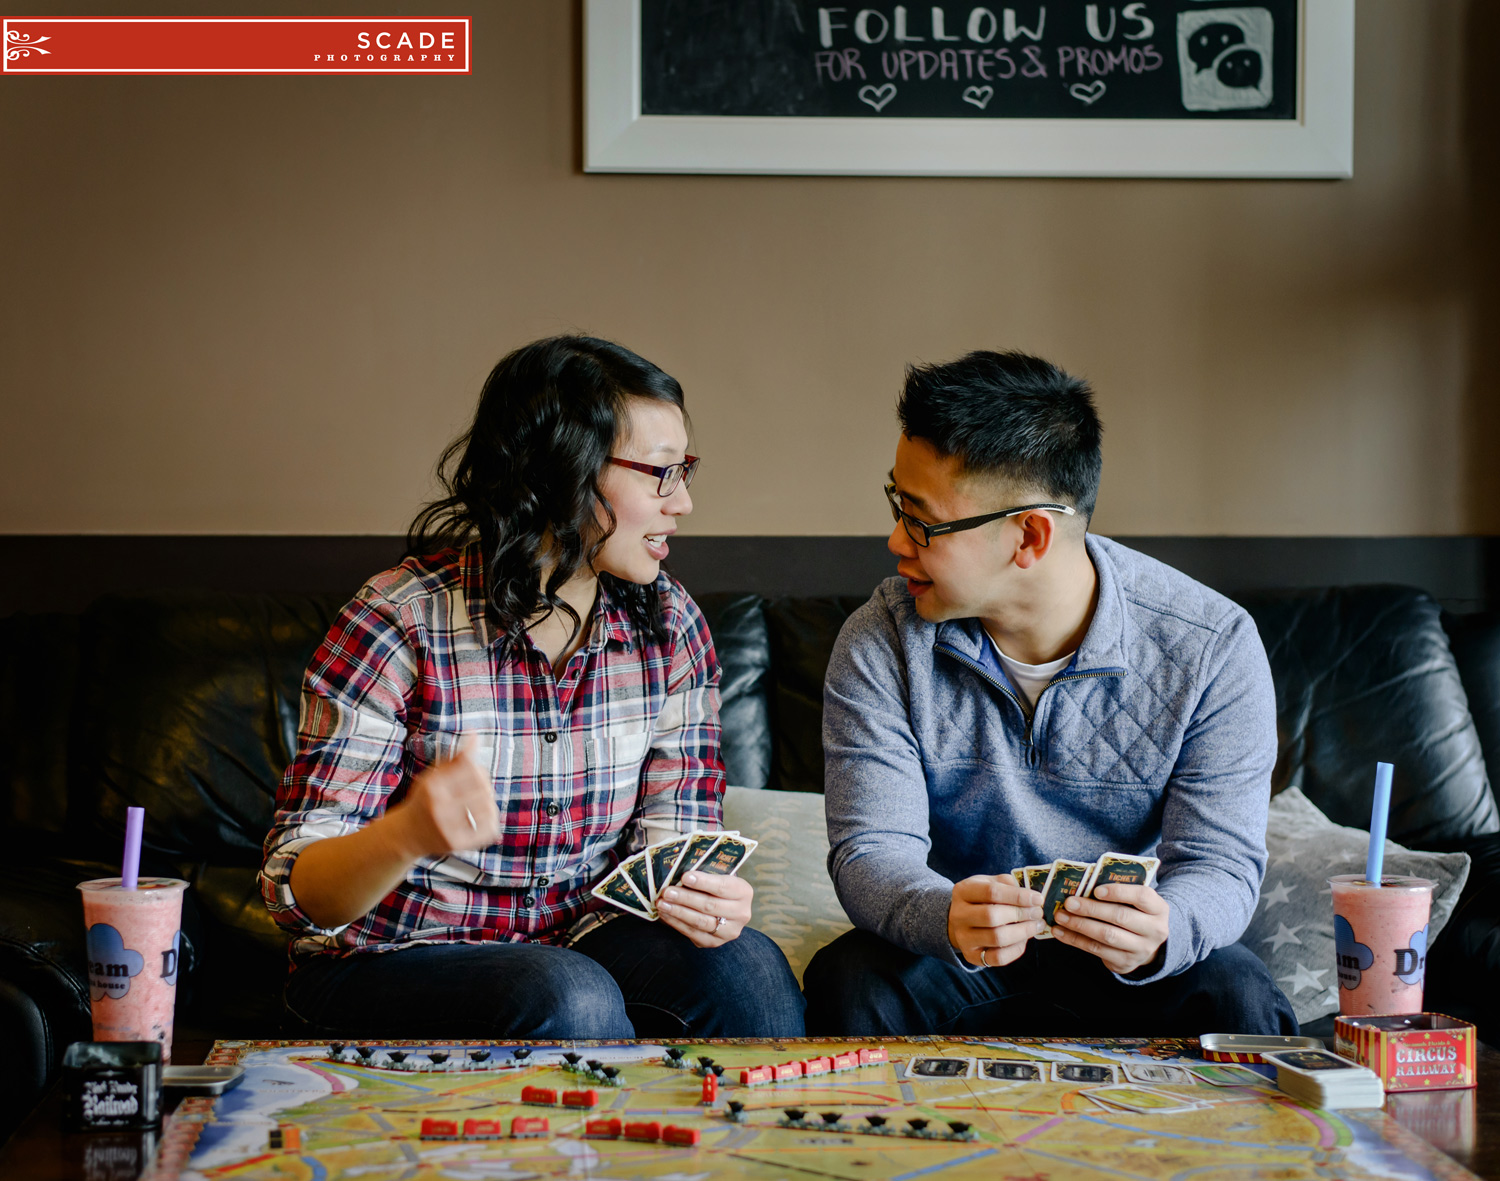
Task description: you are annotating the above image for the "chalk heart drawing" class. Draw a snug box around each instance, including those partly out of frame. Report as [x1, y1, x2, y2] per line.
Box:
[1069, 80, 1107, 105]
[858, 83, 897, 113]
[961, 85, 995, 110]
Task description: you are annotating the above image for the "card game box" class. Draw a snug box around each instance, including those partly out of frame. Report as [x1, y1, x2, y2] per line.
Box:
[1333, 1012, 1477, 1092]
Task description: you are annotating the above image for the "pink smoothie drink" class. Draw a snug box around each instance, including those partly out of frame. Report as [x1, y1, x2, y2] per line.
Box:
[78, 878, 187, 1062]
[1329, 874, 1434, 1017]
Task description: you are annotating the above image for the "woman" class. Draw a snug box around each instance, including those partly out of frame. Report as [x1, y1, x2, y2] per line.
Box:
[259, 336, 804, 1038]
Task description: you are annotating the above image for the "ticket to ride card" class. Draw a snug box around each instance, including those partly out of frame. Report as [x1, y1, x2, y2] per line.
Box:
[693, 833, 758, 877]
[667, 831, 725, 888]
[903, 1056, 974, 1080]
[1086, 852, 1160, 896]
[645, 836, 689, 901]
[977, 1058, 1046, 1082]
[1191, 1062, 1274, 1087]
[1123, 1062, 1194, 1085]
[591, 864, 653, 920]
[1084, 1084, 1200, 1114]
[1040, 859, 1094, 927]
[621, 854, 655, 916]
[1009, 864, 1055, 938]
[1050, 1060, 1119, 1085]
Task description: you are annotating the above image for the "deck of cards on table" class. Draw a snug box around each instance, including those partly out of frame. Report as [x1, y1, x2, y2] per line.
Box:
[590, 831, 757, 920]
[1011, 852, 1160, 937]
[1262, 1050, 1385, 1110]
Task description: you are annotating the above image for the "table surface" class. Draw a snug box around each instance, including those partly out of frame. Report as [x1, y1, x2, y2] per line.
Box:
[5, 1038, 1500, 1180]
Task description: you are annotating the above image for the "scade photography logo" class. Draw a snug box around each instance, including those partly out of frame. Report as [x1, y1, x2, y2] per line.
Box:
[0, 16, 471, 74]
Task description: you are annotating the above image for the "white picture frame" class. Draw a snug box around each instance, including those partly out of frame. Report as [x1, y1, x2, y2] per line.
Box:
[584, 0, 1352, 178]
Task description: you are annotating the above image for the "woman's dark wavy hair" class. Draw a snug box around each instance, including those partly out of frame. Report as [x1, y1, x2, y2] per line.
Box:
[407, 335, 685, 653]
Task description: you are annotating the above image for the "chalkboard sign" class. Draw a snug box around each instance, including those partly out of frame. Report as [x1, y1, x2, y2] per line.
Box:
[584, 0, 1354, 177]
[642, 1, 1296, 121]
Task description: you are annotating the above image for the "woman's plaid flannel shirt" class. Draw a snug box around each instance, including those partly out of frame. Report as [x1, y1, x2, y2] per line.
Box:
[259, 546, 726, 965]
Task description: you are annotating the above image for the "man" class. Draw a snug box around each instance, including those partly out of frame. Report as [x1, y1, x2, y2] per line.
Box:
[803, 350, 1297, 1037]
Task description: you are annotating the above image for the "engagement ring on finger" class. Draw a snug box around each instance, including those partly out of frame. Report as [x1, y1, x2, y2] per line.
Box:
[714, 915, 725, 933]
[979, 947, 991, 968]
[465, 807, 477, 832]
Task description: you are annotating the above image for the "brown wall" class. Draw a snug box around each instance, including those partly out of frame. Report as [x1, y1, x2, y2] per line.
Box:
[0, 0, 1492, 538]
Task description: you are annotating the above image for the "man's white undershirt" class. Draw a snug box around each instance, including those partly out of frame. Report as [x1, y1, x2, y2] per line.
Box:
[983, 628, 1074, 712]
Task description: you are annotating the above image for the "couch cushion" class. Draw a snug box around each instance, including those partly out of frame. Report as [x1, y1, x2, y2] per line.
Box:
[68, 592, 345, 866]
[1242, 787, 1470, 1025]
[1239, 586, 1499, 846]
[1443, 609, 1500, 804]
[722, 786, 851, 983]
[764, 596, 866, 793]
[0, 611, 80, 845]
[694, 593, 771, 789]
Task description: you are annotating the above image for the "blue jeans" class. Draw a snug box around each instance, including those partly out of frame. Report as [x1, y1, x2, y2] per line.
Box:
[285, 917, 806, 1040]
[803, 929, 1298, 1038]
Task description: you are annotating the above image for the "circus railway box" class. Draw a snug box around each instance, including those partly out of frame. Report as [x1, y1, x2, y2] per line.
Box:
[1335, 1012, 1477, 1092]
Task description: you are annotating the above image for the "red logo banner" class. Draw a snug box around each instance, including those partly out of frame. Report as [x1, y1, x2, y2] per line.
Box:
[2, 16, 470, 74]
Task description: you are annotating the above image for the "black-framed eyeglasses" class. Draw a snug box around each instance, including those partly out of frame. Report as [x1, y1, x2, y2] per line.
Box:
[885, 482, 1075, 548]
[608, 455, 700, 497]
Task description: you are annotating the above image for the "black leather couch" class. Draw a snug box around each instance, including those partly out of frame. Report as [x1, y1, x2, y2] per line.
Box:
[4, 581, 1500, 1145]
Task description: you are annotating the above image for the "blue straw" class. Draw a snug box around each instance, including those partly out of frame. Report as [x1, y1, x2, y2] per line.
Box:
[1366, 762, 1393, 886]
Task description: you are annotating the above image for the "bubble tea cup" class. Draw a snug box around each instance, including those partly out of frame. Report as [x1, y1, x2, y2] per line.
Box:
[77, 877, 188, 1062]
[1329, 874, 1435, 1017]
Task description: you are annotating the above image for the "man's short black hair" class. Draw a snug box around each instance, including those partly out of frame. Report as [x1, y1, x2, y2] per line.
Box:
[897, 350, 1103, 519]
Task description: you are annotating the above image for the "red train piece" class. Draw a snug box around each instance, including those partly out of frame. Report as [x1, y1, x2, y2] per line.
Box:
[585, 1117, 623, 1139]
[858, 1046, 889, 1066]
[739, 1065, 771, 1086]
[773, 1061, 803, 1082]
[623, 1120, 662, 1142]
[562, 1089, 599, 1109]
[831, 1052, 857, 1072]
[511, 1116, 550, 1139]
[521, 1085, 558, 1106]
[662, 1125, 701, 1147]
[462, 1119, 503, 1139]
[701, 1073, 718, 1104]
[802, 1056, 831, 1076]
[420, 1118, 460, 1140]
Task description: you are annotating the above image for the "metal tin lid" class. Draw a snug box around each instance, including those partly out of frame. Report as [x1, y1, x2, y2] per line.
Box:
[1199, 1033, 1324, 1061]
[163, 1065, 245, 1094]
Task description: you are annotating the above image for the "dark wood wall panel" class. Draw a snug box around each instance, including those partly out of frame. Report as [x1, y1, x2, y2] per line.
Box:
[2, 535, 1497, 617]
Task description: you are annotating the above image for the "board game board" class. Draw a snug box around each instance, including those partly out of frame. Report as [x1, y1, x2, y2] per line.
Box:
[156, 1037, 1481, 1181]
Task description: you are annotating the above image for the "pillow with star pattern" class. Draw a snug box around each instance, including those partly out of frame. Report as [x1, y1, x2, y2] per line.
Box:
[1242, 787, 1471, 1025]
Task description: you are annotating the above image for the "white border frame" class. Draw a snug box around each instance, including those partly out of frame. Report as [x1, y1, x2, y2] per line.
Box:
[585, 0, 1352, 178]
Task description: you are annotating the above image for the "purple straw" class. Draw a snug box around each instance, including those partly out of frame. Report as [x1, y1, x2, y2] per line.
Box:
[121, 806, 144, 890]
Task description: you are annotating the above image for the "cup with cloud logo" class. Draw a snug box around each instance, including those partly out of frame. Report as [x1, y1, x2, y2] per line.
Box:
[86, 923, 145, 1001]
[1333, 914, 1374, 991]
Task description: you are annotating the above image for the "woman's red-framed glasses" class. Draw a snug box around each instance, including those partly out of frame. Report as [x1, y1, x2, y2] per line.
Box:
[607, 455, 700, 497]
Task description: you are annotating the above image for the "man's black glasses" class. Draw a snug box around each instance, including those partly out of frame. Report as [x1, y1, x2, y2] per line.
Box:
[885, 482, 1075, 548]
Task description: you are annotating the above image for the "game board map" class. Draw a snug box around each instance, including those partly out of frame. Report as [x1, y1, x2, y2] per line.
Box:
[149, 1036, 1483, 1181]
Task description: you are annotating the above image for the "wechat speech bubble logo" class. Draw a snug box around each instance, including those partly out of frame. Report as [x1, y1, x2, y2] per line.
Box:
[1177, 8, 1273, 112]
[1395, 924, 1429, 986]
[86, 923, 145, 1001]
[1334, 914, 1374, 991]
[1215, 47, 1263, 89]
[1186, 22, 1244, 72]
